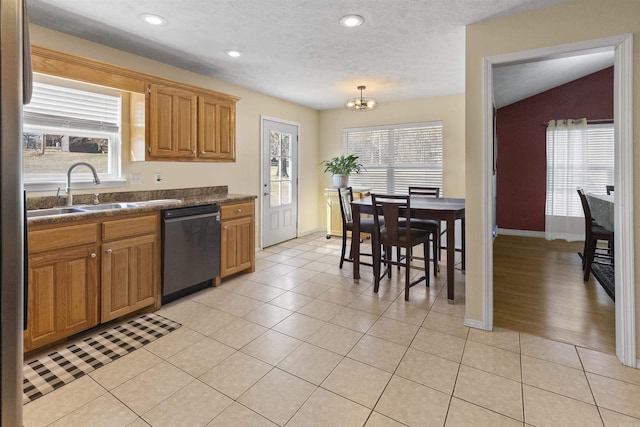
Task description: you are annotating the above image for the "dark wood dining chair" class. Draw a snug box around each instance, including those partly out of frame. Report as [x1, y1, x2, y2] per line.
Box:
[337, 187, 381, 269]
[371, 194, 433, 301]
[577, 188, 614, 281]
[606, 185, 614, 195]
[407, 186, 441, 275]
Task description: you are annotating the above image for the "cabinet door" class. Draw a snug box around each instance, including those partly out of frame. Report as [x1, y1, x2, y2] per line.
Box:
[101, 234, 158, 322]
[220, 216, 253, 277]
[148, 84, 197, 159]
[25, 245, 99, 351]
[198, 94, 236, 160]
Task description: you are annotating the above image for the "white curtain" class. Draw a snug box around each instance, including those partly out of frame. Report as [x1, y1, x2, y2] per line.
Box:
[545, 118, 588, 241]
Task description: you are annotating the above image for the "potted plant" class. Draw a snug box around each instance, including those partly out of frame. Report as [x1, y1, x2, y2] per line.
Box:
[322, 154, 364, 188]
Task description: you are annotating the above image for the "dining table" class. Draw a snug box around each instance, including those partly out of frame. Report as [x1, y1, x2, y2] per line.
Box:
[587, 193, 614, 232]
[350, 195, 465, 302]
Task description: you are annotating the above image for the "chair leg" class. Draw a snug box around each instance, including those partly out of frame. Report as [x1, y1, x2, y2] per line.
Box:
[423, 241, 430, 287]
[404, 246, 411, 301]
[432, 233, 438, 277]
[385, 246, 392, 278]
[339, 229, 348, 269]
[373, 238, 382, 293]
[397, 247, 401, 270]
[583, 239, 594, 281]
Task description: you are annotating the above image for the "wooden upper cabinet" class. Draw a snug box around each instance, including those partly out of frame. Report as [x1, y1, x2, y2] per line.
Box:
[32, 46, 239, 163]
[198, 94, 236, 160]
[148, 84, 198, 159]
[147, 84, 237, 162]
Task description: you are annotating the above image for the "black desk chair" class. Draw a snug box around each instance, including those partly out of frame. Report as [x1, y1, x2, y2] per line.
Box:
[337, 187, 382, 269]
[371, 194, 433, 301]
[577, 189, 614, 281]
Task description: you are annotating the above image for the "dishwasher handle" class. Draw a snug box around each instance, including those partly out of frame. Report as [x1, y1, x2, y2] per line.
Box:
[163, 212, 220, 224]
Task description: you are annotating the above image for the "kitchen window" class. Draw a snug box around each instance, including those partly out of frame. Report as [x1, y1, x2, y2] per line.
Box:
[345, 121, 443, 194]
[22, 74, 125, 190]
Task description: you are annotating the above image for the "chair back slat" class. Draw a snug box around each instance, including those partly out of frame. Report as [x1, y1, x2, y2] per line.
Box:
[372, 194, 410, 244]
[577, 188, 593, 226]
[409, 186, 440, 197]
[337, 187, 354, 224]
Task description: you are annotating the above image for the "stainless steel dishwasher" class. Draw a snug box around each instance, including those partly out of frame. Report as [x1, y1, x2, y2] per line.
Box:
[162, 204, 220, 303]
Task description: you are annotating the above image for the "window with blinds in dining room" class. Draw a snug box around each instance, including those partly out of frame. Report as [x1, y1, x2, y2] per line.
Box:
[344, 121, 443, 194]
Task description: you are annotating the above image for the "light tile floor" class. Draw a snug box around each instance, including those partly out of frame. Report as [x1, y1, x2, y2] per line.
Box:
[23, 233, 640, 426]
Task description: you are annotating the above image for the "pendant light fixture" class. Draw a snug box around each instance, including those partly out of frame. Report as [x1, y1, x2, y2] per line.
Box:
[344, 85, 378, 112]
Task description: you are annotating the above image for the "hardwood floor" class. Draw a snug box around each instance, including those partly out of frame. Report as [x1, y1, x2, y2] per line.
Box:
[493, 234, 615, 354]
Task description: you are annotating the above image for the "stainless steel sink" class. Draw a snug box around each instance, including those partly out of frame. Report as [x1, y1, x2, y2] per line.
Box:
[26, 207, 87, 218]
[134, 199, 182, 206]
[77, 202, 140, 211]
[27, 199, 183, 218]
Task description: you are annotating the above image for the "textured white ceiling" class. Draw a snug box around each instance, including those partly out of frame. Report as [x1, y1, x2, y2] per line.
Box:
[28, 0, 574, 110]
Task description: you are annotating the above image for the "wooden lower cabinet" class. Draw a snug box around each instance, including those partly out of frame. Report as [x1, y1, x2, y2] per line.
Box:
[25, 212, 160, 352]
[100, 214, 160, 322]
[101, 234, 158, 322]
[220, 201, 255, 278]
[25, 225, 100, 352]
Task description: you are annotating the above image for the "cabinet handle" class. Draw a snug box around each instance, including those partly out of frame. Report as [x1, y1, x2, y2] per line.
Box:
[106, 249, 112, 254]
[193, 150, 196, 155]
[237, 208, 242, 213]
[201, 151, 205, 154]
[224, 226, 228, 230]
[90, 253, 97, 258]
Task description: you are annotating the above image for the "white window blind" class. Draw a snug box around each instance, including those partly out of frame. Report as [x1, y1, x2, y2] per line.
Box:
[546, 123, 614, 218]
[345, 121, 443, 194]
[24, 81, 120, 133]
[22, 76, 123, 185]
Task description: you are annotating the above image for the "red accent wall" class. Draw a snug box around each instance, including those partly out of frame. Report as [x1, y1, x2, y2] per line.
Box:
[495, 67, 613, 231]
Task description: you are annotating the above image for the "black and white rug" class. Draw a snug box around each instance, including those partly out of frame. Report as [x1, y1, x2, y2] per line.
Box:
[23, 313, 181, 404]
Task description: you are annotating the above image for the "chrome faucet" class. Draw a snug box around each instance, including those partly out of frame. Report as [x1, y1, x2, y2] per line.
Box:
[65, 162, 101, 206]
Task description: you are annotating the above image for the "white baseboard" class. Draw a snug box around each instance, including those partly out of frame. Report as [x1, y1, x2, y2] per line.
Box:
[299, 228, 326, 237]
[464, 317, 490, 331]
[497, 228, 546, 238]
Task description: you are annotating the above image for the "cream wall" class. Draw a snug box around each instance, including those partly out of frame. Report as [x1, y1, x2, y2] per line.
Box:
[465, 0, 640, 344]
[318, 95, 466, 229]
[28, 25, 321, 240]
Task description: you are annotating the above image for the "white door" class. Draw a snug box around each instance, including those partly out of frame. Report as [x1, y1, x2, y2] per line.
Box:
[262, 118, 298, 247]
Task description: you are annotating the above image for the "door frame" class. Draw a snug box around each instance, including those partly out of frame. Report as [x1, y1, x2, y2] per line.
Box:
[481, 34, 636, 366]
[259, 115, 301, 249]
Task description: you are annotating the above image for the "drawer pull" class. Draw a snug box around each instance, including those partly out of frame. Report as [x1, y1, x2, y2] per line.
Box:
[106, 249, 112, 254]
[237, 209, 242, 213]
[90, 253, 97, 258]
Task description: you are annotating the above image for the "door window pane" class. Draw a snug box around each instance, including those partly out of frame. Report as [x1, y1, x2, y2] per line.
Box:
[269, 130, 293, 206]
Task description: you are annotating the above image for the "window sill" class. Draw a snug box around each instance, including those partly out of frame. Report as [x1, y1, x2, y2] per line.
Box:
[24, 178, 127, 193]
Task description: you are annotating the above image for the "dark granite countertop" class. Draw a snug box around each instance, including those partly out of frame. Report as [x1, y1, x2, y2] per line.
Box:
[27, 186, 257, 226]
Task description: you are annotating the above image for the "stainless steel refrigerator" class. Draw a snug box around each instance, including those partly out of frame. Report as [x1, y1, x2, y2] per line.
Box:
[1, 0, 29, 424]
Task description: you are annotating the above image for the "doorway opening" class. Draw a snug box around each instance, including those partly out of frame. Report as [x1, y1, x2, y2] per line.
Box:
[483, 35, 635, 366]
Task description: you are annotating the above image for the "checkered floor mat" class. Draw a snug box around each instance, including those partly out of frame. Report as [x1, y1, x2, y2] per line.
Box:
[23, 313, 181, 404]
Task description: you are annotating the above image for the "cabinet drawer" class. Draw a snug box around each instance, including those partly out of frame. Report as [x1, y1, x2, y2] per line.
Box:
[221, 202, 254, 220]
[102, 214, 158, 240]
[29, 223, 98, 253]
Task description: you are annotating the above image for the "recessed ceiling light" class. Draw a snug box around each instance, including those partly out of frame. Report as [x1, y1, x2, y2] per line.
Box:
[225, 49, 244, 58]
[140, 14, 167, 26]
[339, 14, 364, 28]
